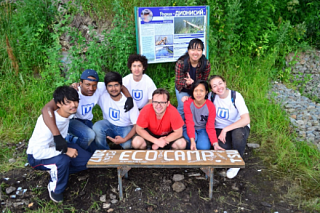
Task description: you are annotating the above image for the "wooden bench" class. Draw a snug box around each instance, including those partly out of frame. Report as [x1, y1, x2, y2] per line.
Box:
[87, 150, 245, 200]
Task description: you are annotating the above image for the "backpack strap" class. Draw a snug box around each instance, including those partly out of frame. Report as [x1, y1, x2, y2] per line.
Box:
[210, 92, 216, 103]
[231, 90, 237, 109]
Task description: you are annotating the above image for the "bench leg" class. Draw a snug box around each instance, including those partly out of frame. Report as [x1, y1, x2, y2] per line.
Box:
[209, 168, 214, 199]
[117, 166, 131, 200]
[117, 168, 123, 200]
[200, 167, 214, 200]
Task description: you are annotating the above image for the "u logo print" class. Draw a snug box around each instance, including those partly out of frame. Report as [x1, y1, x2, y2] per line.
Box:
[217, 107, 229, 119]
[81, 103, 94, 115]
[109, 108, 120, 121]
[132, 90, 143, 101]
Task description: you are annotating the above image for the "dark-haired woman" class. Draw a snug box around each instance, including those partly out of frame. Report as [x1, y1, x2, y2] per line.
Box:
[175, 38, 211, 120]
[208, 75, 250, 179]
[182, 80, 219, 150]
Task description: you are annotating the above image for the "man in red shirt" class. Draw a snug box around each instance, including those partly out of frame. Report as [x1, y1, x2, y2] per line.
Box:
[132, 88, 186, 150]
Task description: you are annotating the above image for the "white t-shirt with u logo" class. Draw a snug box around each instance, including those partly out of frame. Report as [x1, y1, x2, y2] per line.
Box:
[208, 90, 250, 129]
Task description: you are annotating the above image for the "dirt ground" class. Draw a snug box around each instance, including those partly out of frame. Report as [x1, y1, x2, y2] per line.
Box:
[0, 147, 312, 213]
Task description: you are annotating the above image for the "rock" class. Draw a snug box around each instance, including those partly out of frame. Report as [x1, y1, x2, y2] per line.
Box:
[247, 143, 260, 149]
[260, 201, 272, 207]
[107, 209, 114, 212]
[8, 158, 16, 163]
[147, 206, 154, 212]
[188, 173, 201, 177]
[172, 182, 186, 192]
[100, 194, 106, 202]
[111, 199, 118, 204]
[103, 203, 111, 209]
[172, 174, 184, 182]
[110, 193, 116, 200]
[6, 186, 16, 195]
[291, 114, 297, 119]
[231, 183, 239, 191]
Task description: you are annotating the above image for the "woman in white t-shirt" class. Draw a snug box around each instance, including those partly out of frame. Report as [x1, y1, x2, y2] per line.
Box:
[208, 75, 250, 179]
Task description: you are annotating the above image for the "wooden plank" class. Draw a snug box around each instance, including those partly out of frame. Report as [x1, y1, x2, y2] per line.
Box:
[87, 150, 245, 168]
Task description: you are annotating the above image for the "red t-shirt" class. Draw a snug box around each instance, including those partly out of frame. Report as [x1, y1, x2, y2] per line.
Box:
[137, 104, 184, 136]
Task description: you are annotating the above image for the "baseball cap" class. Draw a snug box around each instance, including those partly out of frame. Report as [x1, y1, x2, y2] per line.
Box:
[80, 69, 99, 82]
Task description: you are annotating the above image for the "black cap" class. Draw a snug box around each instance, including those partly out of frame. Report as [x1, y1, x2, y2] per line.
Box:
[80, 69, 99, 82]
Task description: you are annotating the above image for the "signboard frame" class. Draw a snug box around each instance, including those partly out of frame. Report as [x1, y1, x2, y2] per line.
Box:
[134, 6, 210, 64]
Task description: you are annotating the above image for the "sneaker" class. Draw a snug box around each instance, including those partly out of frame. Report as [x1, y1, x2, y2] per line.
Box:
[226, 168, 240, 179]
[47, 184, 63, 203]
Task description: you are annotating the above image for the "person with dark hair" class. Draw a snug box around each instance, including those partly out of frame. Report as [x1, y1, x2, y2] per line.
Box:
[175, 38, 211, 120]
[182, 80, 218, 150]
[132, 88, 186, 150]
[92, 71, 140, 150]
[208, 75, 250, 179]
[42, 69, 134, 152]
[27, 86, 91, 203]
[123, 54, 157, 110]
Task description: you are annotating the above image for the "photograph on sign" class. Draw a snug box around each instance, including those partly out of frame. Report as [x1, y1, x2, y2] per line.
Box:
[135, 6, 209, 64]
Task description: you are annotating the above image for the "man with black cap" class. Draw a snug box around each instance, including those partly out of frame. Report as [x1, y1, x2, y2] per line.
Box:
[42, 69, 134, 152]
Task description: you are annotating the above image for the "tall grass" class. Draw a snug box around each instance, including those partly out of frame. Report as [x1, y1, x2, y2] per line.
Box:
[210, 54, 320, 210]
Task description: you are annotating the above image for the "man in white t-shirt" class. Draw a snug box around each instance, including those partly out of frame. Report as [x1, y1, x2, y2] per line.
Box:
[27, 86, 91, 203]
[42, 69, 134, 152]
[123, 54, 157, 110]
[92, 71, 140, 149]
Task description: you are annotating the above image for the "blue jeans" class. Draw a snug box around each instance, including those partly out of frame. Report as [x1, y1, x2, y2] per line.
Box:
[183, 128, 211, 150]
[66, 118, 95, 151]
[175, 87, 189, 121]
[92, 119, 132, 150]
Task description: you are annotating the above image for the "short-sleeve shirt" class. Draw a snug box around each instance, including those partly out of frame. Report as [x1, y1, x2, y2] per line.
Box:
[27, 111, 73, 160]
[137, 104, 184, 136]
[75, 82, 106, 120]
[208, 90, 250, 129]
[122, 74, 157, 109]
[98, 91, 139, 127]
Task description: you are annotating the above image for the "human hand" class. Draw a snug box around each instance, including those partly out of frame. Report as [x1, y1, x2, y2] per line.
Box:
[107, 136, 125, 144]
[155, 137, 168, 148]
[53, 135, 68, 153]
[152, 144, 159, 150]
[184, 73, 194, 86]
[70, 83, 80, 91]
[218, 129, 227, 143]
[181, 96, 189, 103]
[65, 148, 78, 158]
[124, 97, 134, 112]
[190, 140, 197, 150]
[212, 143, 225, 150]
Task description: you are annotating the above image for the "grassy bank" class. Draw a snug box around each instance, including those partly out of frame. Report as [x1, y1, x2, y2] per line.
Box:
[0, 0, 319, 210]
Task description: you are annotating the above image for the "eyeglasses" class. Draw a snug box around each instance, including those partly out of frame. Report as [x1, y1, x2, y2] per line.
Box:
[152, 101, 167, 106]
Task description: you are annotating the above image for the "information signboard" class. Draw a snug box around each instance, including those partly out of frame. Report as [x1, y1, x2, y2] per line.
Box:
[135, 6, 209, 64]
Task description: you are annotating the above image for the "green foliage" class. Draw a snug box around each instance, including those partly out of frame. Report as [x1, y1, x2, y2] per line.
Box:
[0, 0, 58, 73]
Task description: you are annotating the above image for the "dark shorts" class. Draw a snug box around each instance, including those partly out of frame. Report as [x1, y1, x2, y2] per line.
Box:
[133, 129, 185, 150]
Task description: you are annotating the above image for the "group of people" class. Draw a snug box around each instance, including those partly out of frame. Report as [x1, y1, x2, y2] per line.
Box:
[26, 39, 250, 203]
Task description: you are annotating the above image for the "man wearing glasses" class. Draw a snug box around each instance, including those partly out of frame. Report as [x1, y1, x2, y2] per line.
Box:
[92, 72, 139, 150]
[132, 88, 187, 150]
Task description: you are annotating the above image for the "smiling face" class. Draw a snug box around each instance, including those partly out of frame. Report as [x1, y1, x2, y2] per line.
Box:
[57, 98, 79, 117]
[106, 81, 121, 98]
[188, 44, 203, 64]
[193, 83, 208, 104]
[152, 94, 169, 116]
[209, 77, 227, 96]
[130, 61, 144, 79]
[80, 77, 98, 96]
